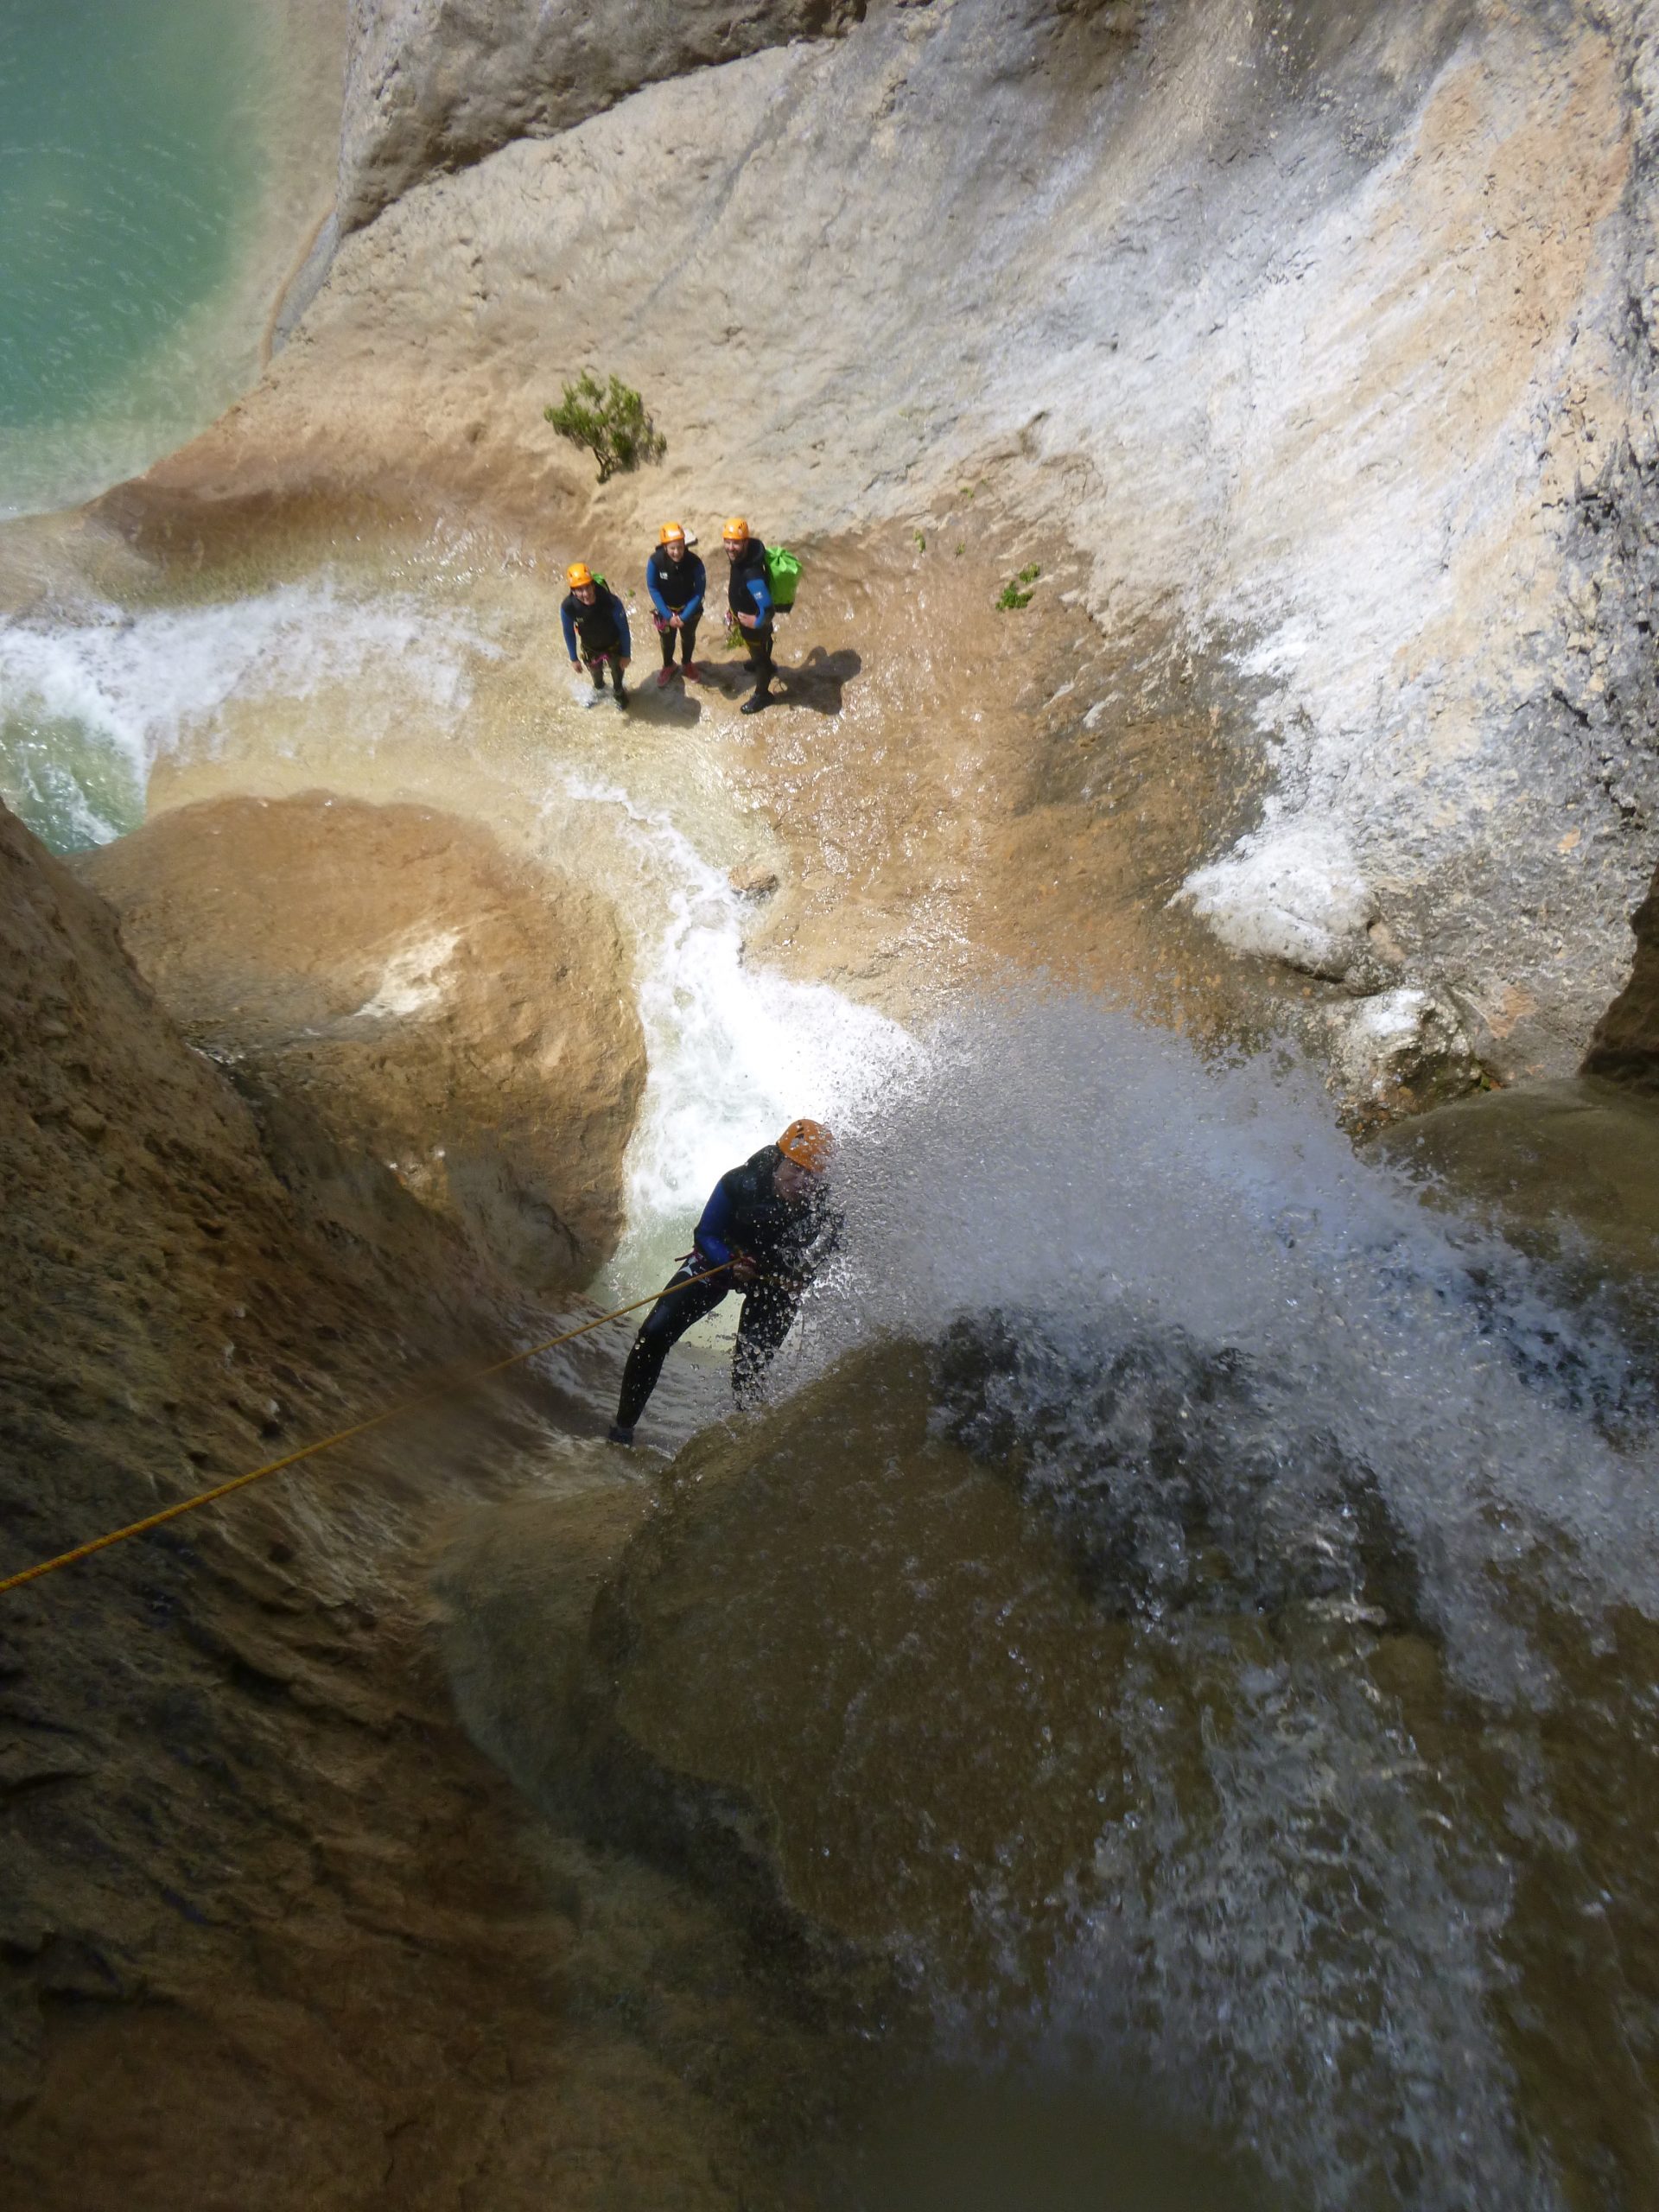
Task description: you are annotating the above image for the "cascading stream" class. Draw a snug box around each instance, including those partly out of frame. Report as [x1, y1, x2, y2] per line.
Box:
[0, 567, 919, 1324]
[0, 582, 490, 847]
[8, 0, 1659, 2200]
[601, 998, 1659, 2209]
[554, 770, 920, 1304]
[9, 556, 1659, 2206]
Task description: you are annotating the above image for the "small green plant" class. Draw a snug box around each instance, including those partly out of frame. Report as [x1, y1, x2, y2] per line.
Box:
[543, 372, 665, 483]
[915, 531, 927, 552]
[995, 563, 1041, 611]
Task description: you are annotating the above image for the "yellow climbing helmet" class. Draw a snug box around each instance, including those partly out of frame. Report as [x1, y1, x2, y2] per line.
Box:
[658, 521, 686, 545]
[566, 562, 594, 588]
[778, 1118, 834, 1172]
[722, 517, 750, 545]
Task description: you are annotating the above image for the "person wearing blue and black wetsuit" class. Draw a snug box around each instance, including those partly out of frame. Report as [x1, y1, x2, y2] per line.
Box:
[721, 516, 778, 713]
[608, 1120, 837, 1444]
[561, 561, 632, 703]
[646, 521, 707, 687]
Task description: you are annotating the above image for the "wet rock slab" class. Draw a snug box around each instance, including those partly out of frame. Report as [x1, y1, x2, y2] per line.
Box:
[76, 791, 646, 1295]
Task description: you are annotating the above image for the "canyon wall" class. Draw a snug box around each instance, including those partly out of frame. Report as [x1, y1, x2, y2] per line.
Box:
[8, 4, 1659, 2199]
[116, 0, 1659, 1088]
[1585, 864, 1659, 1084]
[0, 794, 863, 2204]
[338, 0, 869, 228]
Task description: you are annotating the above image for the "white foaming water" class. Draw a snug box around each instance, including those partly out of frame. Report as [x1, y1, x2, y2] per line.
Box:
[830, 995, 1659, 1691]
[555, 773, 922, 1296]
[0, 574, 917, 1299]
[805, 998, 1659, 2205]
[1040, 1649, 1555, 2212]
[0, 581, 492, 848]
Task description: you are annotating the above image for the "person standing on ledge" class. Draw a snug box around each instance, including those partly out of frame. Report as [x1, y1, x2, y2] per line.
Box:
[608, 1120, 838, 1445]
[561, 562, 632, 705]
[646, 522, 707, 687]
[723, 517, 779, 714]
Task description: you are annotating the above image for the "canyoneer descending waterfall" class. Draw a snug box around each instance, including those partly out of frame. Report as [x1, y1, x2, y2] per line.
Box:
[608, 1120, 838, 1444]
[561, 562, 632, 705]
[646, 521, 706, 686]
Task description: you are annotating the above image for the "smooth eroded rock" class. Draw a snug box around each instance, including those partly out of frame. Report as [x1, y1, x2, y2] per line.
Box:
[339, 0, 868, 228]
[0, 801, 878, 2212]
[124, 0, 1659, 1079]
[77, 791, 646, 1294]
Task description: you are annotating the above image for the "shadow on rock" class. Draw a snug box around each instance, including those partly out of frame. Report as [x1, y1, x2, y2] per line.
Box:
[700, 645, 862, 714]
[702, 652, 762, 699]
[781, 644, 861, 715]
[624, 680, 702, 727]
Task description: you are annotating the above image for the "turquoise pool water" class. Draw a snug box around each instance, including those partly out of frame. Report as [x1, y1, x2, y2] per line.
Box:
[0, 0, 267, 517]
[0, 0, 288, 842]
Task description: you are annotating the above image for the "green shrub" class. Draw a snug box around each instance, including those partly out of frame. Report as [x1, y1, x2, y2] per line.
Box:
[995, 563, 1041, 611]
[543, 372, 665, 483]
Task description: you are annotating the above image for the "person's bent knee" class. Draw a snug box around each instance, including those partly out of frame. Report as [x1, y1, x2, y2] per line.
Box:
[639, 1303, 683, 1346]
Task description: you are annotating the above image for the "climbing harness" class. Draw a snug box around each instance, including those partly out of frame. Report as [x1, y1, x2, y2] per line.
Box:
[0, 1264, 732, 1599]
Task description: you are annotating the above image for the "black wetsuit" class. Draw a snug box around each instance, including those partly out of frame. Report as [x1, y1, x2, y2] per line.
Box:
[614, 1145, 838, 1430]
[560, 586, 631, 694]
[728, 539, 776, 696]
[646, 546, 706, 668]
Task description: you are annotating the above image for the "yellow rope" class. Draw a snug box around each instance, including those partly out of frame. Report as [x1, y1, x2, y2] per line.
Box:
[0, 1265, 729, 1599]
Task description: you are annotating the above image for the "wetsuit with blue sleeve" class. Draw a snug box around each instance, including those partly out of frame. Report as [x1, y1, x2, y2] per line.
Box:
[646, 546, 706, 668]
[561, 586, 632, 695]
[728, 539, 776, 699]
[613, 1144, 839, 1432]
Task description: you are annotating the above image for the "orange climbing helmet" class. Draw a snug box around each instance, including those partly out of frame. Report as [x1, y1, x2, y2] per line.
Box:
[566, 562, 594, 588]
[658, 521, 686, 546]
[778, 1118, 835, 1172]
[722, 517, 751, 545]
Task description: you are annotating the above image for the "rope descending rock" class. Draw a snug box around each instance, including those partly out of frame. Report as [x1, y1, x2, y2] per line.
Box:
[0, 1265, 729, 1599]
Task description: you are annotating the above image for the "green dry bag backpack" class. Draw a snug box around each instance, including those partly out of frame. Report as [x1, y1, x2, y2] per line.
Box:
[764, 546, 802, 613]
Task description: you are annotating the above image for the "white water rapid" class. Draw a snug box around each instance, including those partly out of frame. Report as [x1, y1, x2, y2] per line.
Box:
[0, 582, 488, 848]
[786, 997, 1659, 2208]
[0, 575, 918, 1293]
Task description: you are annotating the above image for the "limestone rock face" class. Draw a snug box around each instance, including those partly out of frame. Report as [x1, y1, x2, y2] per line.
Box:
[339, 0, 868, 230]
[127, 0, 1659, 1082]
[0, 795, 871, 2205]
[0, 788, 537, 2139]
[77, 793, 645, 1294]
[1324, 987, 1482, 1130]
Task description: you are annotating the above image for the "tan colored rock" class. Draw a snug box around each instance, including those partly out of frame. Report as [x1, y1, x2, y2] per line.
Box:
[1374, 1075, 1659, 1281]
[339, 0, 868, 230]
[0, 794, 889, 2207]
[728, 861, 780, 903]
[76, 791, 645, 1294]
[106, 0, 1659, 1083]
